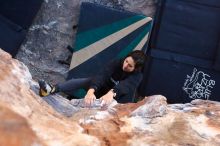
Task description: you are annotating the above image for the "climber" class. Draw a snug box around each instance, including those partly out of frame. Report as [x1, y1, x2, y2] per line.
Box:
[38, 50, 146, 106]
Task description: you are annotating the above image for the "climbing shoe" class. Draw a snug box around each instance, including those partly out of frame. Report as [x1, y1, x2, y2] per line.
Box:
[38, 80, 56, 97]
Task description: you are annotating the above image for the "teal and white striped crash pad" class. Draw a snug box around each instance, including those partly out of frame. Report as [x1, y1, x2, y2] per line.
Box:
[67, 2, 153, 98]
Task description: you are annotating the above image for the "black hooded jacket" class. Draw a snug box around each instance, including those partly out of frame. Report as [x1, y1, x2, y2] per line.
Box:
[90, 58, 143, 103]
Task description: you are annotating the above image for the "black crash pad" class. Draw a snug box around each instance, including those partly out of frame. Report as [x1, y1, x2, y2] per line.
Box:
[0, 0, 43, 29]
[139, 0, 220, 103]
[0, 15, 26, 57]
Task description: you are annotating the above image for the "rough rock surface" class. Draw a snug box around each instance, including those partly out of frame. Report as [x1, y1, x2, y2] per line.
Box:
[1, 49, 220, 146]
[15, 0, 158, 84]
[0, 104, 44, 146]
[0, 49, 100, 146]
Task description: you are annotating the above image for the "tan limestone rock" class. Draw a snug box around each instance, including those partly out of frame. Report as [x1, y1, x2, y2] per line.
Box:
[1, 48, 220, 146]
[0, 49, 100, 146]
[0, 104, 44, 146]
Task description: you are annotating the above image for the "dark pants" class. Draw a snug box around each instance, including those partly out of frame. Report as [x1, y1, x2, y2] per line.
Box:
[56, 77, 136, 103]
[56, 77, 92, 95]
